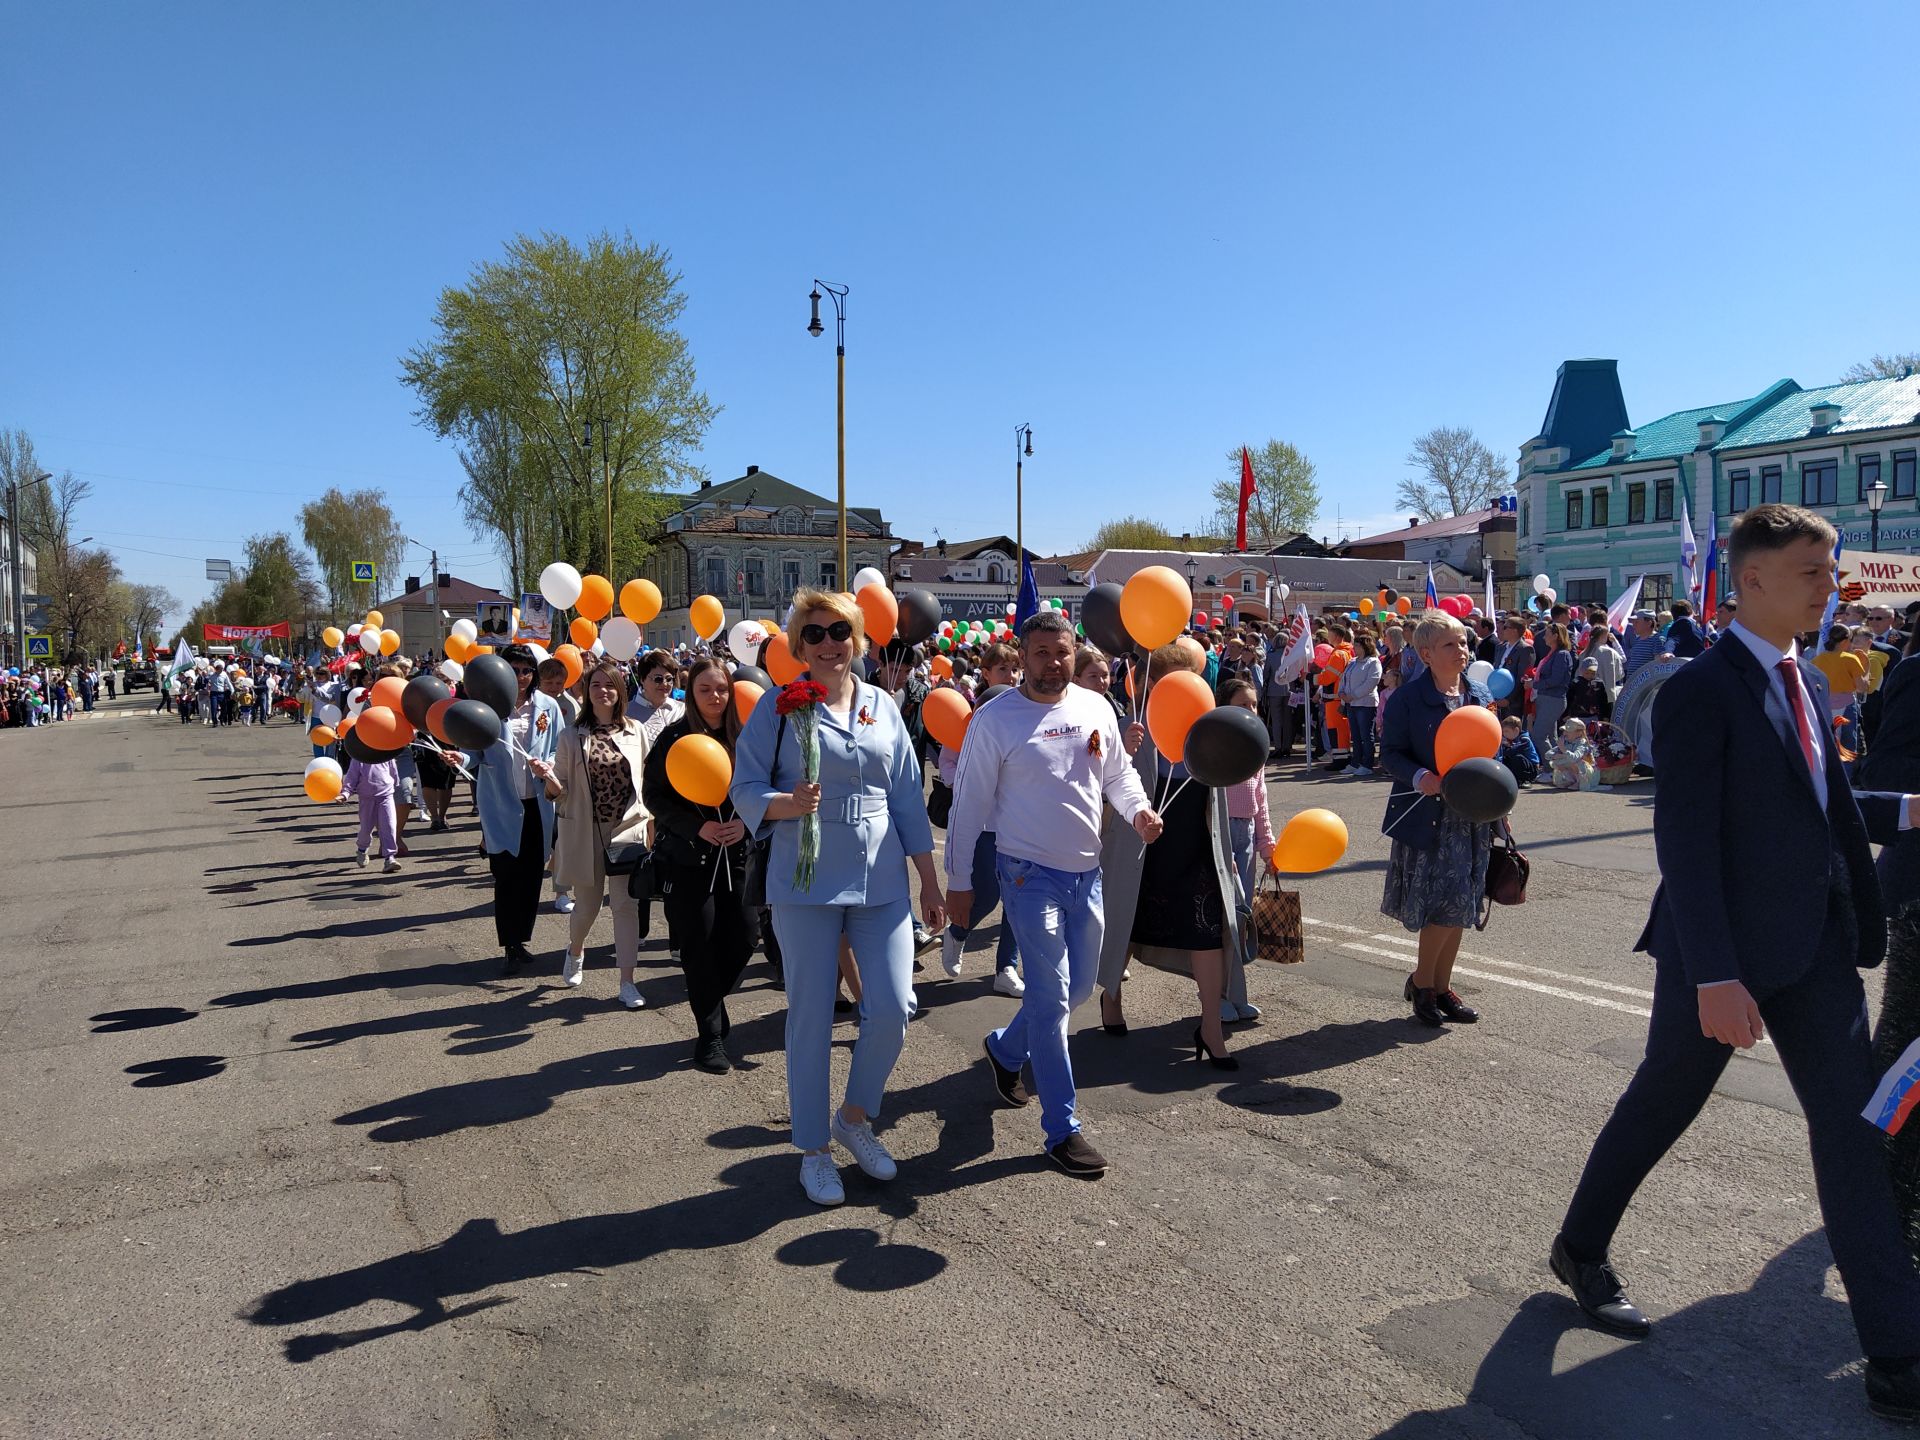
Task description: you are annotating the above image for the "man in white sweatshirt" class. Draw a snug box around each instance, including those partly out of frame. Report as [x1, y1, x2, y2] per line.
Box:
[945, 609, 1163, 1177]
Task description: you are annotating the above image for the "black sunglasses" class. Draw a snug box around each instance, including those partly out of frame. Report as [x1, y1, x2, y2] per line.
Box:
[645, 672, 672, 684]
[800, 621, 854, 645]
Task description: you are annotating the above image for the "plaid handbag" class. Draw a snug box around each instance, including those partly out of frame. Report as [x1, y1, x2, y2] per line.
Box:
[1248, 873, 1305, 964]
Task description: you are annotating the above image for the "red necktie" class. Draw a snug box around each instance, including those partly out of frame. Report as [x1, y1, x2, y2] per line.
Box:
[1778, 656, 1820, 778]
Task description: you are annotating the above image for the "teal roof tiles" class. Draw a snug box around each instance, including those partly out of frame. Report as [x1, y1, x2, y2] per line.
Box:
[1719, 376, 1920, 449]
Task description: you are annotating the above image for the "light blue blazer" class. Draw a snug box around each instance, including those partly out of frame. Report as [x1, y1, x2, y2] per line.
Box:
[732, 677, 934, 908]
[471, 691, 563, 858]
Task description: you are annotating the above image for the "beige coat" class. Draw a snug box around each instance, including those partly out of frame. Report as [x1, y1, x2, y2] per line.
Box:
[547, 722, 653, 894]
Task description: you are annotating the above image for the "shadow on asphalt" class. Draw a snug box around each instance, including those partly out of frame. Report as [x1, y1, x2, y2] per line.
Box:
[226, 902, 491, 946]
[125, 1055, 227, 1086]
[91, 1007, 198, 1032]
[209, 955, 513, 1008]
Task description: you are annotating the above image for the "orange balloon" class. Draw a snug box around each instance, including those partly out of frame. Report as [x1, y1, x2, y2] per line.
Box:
[444, 633, 472, 663]
[764, 633, 805, 685]
[922, 686, 972, 751]
[855, 585, 898, 646]
[689, 594, 726, 641]
[733, 678, 765, 724]
[570, 617, 599, 649]
[620, 577, 662, 624]
[471, 645, 493, 656]
[364, 609, 384, 630]
[1120, 565, 1193, 650]
[1435, 705, 1502, 774]
[576, 574, 614, 622]
[379, 628, 401, 656]
[337, 712, 357, 735]
[929, 654, 953, 680]
[1271, 808, 1349, 874]
[369, 676, 408, 713]
[307, 725, 337, 747]
[665, 733, 732, 808]
[425, 697, 456, 743]
[1146, 669, 1213, 764]
[553, 644, 584, 688]
[304, 769, 343, 803]
[1394, 596, 1413, 616]
[321, 626, 344, 650]
[356, 705, 414, 751]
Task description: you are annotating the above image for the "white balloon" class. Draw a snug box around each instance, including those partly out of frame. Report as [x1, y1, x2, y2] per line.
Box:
[358, 627, 382, 654]
[601, 617, 642, 661]
[1277, 583, 1290, 603]
[314, 702, 342, 728]
[346, 686, 368, 717]
[727, 620, 767, 658]
[540, 562, 584, 610]
[1465, 660, 1495, 686]
[1543, 587, 1557, 603]
[438, 660, 464, 683]
[346, 623, 363, 638]
[451, 618, 479, 643]
[590, 640, 606, 657]
[852, 566, 887, 595]
[1532, 573, 1551, 595]
[303, 756, 342, 780]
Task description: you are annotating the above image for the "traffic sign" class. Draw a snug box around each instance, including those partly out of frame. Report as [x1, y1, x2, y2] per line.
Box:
[352, 561, 376, 583]
[25, 635, 51, 659]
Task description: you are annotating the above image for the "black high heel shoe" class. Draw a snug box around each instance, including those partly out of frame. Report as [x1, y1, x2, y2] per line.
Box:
[1192, 1025, 1240, 1071]
[1100, 993, 1128, 1037]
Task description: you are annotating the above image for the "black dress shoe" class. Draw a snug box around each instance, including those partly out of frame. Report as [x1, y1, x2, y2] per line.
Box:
[1867, 1359, 1920, 1422]
[1550, 1234, 1651, 1337]
[982, 1037, 1032, 1107]
[1435, 988, 1480, 1024]
[1410, 986, 1444, 1028]
[691, 1037, 733, 1074]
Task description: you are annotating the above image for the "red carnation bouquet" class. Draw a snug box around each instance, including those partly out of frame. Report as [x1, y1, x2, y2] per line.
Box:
[776, 680, 828, 889]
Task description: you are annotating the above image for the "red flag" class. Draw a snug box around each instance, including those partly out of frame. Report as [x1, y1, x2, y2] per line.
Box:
[1235, 446, 1256, 552]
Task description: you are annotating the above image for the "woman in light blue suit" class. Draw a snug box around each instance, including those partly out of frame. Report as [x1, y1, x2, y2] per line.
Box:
[732, 589, 946, 1207]
[471, 645, 564, 974]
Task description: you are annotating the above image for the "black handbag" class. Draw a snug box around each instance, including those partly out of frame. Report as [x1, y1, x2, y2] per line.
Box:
[926, 778, 953, 829]
[1478, 819, 1529, 929]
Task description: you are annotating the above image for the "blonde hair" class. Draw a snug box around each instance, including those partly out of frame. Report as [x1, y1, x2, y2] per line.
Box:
[1560, 718, 1589, 741]
[1147, 642, 1200, 683]
[787, 587, 868, 660]
[1410, 612, 1469, 655]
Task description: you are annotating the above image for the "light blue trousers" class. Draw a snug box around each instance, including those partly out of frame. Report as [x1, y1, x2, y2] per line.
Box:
[987, 856, 1103, 1147]
[773, 897, 917, 1152]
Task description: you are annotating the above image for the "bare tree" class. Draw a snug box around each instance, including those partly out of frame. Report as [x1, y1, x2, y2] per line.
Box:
[1398, 426, 1509, 521]
[1842, 353, 1920, 383]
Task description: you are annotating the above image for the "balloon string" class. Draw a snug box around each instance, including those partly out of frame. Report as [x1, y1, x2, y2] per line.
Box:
[709, 805, 733, 891]
[1162, 774, 1194, 812]
[1381, 792, 1435, 838]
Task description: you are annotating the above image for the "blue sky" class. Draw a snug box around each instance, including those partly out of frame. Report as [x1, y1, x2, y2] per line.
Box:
[5, 1, 1917, 628]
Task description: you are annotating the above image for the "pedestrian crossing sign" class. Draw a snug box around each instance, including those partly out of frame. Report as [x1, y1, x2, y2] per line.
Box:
[352, 562, 376, 583]
[26, 635, 51, 658]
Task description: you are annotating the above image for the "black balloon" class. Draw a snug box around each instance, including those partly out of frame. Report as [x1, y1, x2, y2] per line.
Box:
[442, 697, 504, 750]
[1081, 583, 1131, 657]
[400, 674, 452, 728]
[732, 664, 773, 692]
[977, 684, 1013, 706]
[341, 725, 408, 766]
[462, 653, 518, 721]
[1183, 706, 1269, 788]
[896, 588, 943, 646]
[1440, 756, 1518, 823]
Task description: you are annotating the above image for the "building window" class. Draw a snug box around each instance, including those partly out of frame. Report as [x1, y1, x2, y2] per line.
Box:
[1642, 574, 1674, 611]
[1590, 488, 1610, 527]
[703, 557, 726, 596]
[781, 559, 802, 597]
[1761, 465, 1782, 504]
[743, 557, 766, 595]
[1566, 492, 1584, 530]
[1896, 450, 1917, 500]
[1626, 483, 1646, 524]
[1858, 455, 1883, 503]
[819, 560, 837, 592]
[1565, 579, 1607, 608]
[1655, 478, 1674, 521]
[781, 510, 803, 534]
[1729, 469, 1751, 511]
[1240, 575, 1254, 594]
[1520, 499, 1530, 537]
[1801, 459, 1838, 507]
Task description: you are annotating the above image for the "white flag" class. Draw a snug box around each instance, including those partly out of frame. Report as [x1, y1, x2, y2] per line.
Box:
[1277, 603, 1313, 680]
[1678, 499, 1699, 606]
[1605, 575, 1645, 637]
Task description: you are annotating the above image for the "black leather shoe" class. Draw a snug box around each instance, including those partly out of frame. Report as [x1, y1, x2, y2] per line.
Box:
[691, 1037, 732, 1074]
[1411, 986, 1444, 1028]
[1550, 1234, 1651, 1337]
[982, 1037, 1032, 1107]
[1867, 1359, 1920, 1422]
[1435, 988, 1480, 1024]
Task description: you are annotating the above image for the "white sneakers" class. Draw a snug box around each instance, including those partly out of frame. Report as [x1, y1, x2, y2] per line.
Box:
[383, 856, 401, 874]
[941, 930, 962, 978]
[618, 979, 644, 1010]
[562, 951, 585, 987]
[799, 1152, 845, 1206]
[354, 850, 368, 868]
[830, 1111, 899, 1181]
[553, 894, 576, 914]
[993, 967, 1026, 998]
[1221, 1000, 1262, 1023]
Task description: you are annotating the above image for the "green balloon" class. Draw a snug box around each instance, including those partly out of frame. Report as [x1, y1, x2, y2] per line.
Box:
[937, 636, 951, 651]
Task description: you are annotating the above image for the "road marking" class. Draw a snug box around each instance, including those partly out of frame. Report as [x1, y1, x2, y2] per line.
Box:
[1332, 940, 1654, 1019]
[1304, 918, 1655, 999]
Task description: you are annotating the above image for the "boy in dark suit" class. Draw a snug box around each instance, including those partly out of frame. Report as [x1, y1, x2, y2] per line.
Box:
[1551, 503, 1920, 1423]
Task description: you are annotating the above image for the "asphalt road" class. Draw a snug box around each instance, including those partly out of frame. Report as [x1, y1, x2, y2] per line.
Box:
[0, 694, 1898, 1438]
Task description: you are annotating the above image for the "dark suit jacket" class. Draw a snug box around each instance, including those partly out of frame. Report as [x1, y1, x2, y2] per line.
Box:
[1634, 634, 1899, 991]
[1379, 670, 1495, 852]
[1854, 653, 1920, 913]
[1496, 641, 1533, 717]
[1668, 615, 1706, 658]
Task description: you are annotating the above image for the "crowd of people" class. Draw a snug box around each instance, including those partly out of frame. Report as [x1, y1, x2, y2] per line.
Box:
[1, 662, 115, 726]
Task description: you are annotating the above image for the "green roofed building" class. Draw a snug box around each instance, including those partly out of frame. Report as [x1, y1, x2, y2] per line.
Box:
[1519, 359, 1920, 614]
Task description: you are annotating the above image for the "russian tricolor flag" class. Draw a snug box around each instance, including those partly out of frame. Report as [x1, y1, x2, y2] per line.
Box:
[1699, 507, 1719, 623]
[1866, 1035, 1920, 1135]
[1425, 564, 1438, 610]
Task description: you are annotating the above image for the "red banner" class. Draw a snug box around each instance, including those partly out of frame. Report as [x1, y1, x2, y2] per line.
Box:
[204, 623, 291, 641]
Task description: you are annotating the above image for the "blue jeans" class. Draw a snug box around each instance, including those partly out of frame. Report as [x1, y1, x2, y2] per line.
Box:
[947, 830, 1018, 973]
[986, 855, 1103, 1147]
[1348, 705, 1377, 769]
[773, 898, 916, 1152]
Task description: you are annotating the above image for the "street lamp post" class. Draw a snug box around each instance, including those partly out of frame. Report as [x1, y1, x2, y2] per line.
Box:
[808, 281, 849, 587]
[1014, 424, 1033, 608]
[1869, 478, 1890, 553]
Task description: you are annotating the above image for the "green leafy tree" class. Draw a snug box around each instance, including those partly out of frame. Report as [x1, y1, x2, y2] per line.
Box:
[300, 487, 405, 619]
[400, 231, 717, 592]
[1084, 515, 1179, 551]
[111, 581, 178, 655]
[1842, 352, 1920, 383]
[1398, 426, 1509, 521]
[1212, 441, 1320, 543]
[186, 533, 322, 639]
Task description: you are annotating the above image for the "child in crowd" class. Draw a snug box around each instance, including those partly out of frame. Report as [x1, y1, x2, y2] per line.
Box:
[1565, 656, 1612, 723]
[1498, 714, 1540, 787]
[1547, 717, 1600, 792]
[339, 753, 402, 872]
